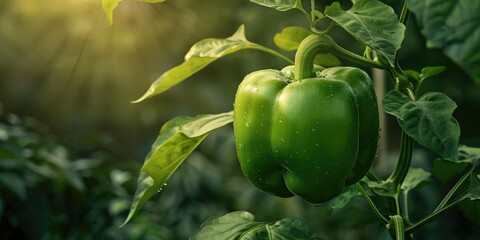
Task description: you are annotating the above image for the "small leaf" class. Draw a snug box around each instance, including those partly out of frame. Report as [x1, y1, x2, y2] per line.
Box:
[191, 211, 325, 240]
[273, 26, 311, 51]
[102, 0, 122, 25]
[268, 218, 325, 239]
[250, 0, 303, 11]
[401, 168, 432, 193]
[133, 25, 290, 103]
[465, 174, 480, 200]
[364, 179, 397, 198]
[420, 66, 447, 81]
[121, 112, 233, 226]
[102, 0, 166, 25]
[325, 0, 405, 67]
[458, 145, 480, 166]
[312, 10, 325, 20]
[328, 185, 360, 210]
[404, 70, 420, 82]
[382, 90, 460, 160]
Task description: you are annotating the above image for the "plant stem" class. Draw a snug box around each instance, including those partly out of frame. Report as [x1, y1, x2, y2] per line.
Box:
[399, 3, 411, 26]
[403, 191, 411, 224]
[434, 165, 475, 212]
[406, 196, 466, 234]
[356, 183, 389, 224]
[388, 131, 413, 186]
[367, 170, 383, 182]
[254, 45, 294, 64]
[296, 0, 315, 30]
[394, 192, 402, 215]
[294, 34, 385, 80]
[389, 215, 405, 240]
[311, 0, 316, 16]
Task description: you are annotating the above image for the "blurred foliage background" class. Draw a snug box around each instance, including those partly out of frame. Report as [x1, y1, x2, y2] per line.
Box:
[1, 0, 479, 239]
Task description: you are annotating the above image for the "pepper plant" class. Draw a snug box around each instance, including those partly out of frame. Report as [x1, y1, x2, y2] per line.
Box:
[103, 0, 480, 239]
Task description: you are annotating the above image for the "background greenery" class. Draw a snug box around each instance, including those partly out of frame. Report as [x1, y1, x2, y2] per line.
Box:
[1, 0, 479, 239]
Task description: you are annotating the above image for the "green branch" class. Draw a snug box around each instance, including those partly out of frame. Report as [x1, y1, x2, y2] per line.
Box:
[356, 183, 389, 224]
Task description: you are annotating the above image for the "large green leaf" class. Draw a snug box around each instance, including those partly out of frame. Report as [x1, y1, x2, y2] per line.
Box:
[325, 0, 405, 67]
[191, 211, 325, 240]
[382, 90, 460, 160]
[406, 0, 480, 84]
[121, 112, 233, 226]
[133, 25, 292, 103]
[250, 0, 303, 11]
[102, 0, 166, 25]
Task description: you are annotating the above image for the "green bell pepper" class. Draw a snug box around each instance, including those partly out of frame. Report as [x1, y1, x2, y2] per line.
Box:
[233, 34, 379, 204]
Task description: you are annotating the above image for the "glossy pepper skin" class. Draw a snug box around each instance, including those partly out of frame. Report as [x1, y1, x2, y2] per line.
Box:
[233, 66, 379, 204]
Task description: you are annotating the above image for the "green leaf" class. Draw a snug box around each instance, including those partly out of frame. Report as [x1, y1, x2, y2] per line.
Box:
[404, 70, 420, 82]
[102, 0, 166, 25]
[102, 0, 122, 25]
[312, 10, 325, 20]
[273, 26, 311, 51]
[364, 179, 397, 198]
[457, 173, 480, 227]
[465, 174, 480, 200]
[458, 174, 480, 227]
[191, 211, 325, 240]
[458, 145, 480, 166]
[328, 185, 360, 210]
[250, 0, 303, 11]
[406, 0, 480, 84]
[420, 66, 446, 81]
[382, 90, 460, 160]
[121, 112, 234, 227]
[133, 25, 291, 103]
[325, 0, 405, 67]
[433, 146, 480, 183]
[401, 168, 432, 193]
[433, 158, 469, 183]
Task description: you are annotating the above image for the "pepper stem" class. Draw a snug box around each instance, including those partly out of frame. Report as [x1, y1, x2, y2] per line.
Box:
[294, 34, 385, 81]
